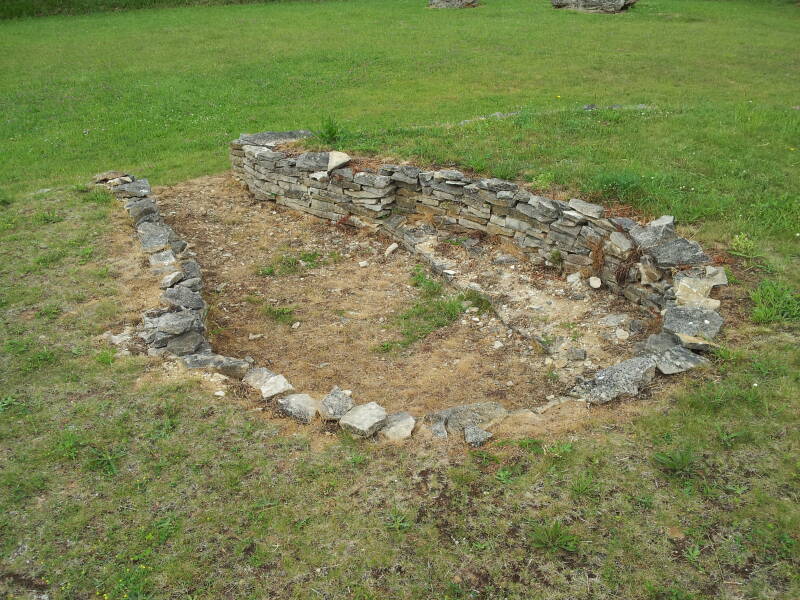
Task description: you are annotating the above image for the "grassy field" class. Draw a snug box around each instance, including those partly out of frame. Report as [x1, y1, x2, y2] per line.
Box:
[0, 0, 291, 20]
[1, 0, 799, 598]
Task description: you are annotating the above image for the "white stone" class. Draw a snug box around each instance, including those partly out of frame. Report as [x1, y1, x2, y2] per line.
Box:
[358, 260, 369, 268]
[339, 402, 387, 437]
[615, 328, 630, 341]
[566, 272, 582, 284]
[384, 243, 399, 257]
[379, 412, 416, 441]
[243, 367, 294, 399]
[327, 151, 351, 172]
[588, 276, 602, 289]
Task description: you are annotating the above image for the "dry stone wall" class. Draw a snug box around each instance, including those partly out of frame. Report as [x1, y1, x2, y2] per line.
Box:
[230, 131, 711, 313]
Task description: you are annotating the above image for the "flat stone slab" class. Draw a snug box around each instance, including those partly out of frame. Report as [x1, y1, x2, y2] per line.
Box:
[429, 0, 479, 7]
[379, 412, 416, 442]
[552, 0, 638, 12]
[113, 178, 151, 198]
[137, 222, 173, 253]
[278, 394, 318, 423]
[433, 402, 509, 435]
[236, 130, 313, 148]
[162, 286, 205, 310]
[340, 402, 387, 437]
[243, 367, 294, 399]
[654, 346, 708, 375]
[574, 356, 656, 404]
[464, 425, 493, 447]
[648, 237, 710, 267]
[181, 353, 250, 379]
[663, 306, 723, 340]
[319, 386, 353, 421]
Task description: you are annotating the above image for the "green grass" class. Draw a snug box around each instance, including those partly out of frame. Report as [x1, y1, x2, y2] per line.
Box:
[0, 0, 798, 268]
[0, 0, 288, 20]
[377, 266, 490, 352]
[1, 1, 799, 598]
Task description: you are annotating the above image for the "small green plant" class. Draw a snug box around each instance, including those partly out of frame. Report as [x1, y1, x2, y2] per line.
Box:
[36, 303, 61, 320]
[53, 431, 85, 460]
[85, 446, 125, 476]
[386, 509, 412, 532]
[729, 232, 759, 258]
[529, 520, 579, 554]
[470, 450, 499, 465]
[716, 426, 751, 449]
[548, 249, 563, 266]
[653, 448, 698, 477]
[95, 349, 116, 365]
[570, 473, 598, 499]
[318, 115, 342, 145]
[683, 543, 702, 564]
[256, 265, 276, 277]
[23, 349, 57, 373]
[262, 305, 295, 324]
[546, 441, 574, 459]
[0, 396, 24, 413]
[445, 236, 467, 246]
[411, 264, 443, 297]
[299, 251, 321, 268]
[517, 438, 544, 453]
[31, 209, 63, 225]
[462, 289, 492, 313]
[750, 279, 800, 324]
[495, 468, 515, 484]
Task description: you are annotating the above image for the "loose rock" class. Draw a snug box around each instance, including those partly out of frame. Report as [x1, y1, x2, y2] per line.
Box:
[464, 425, 493, 447]
[339, 402, 387, 437]
[243, 367, 294, 399]
[278, 394, 319, 423]
[379, 412, 416, 441]
[319, 386, 354, 421]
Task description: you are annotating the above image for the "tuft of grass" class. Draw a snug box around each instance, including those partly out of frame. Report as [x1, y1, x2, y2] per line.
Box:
[750, 279, 800, 324]
[652, 448, 698, 478]
[317, 115, 342, 146]
[528, 521, 580, 554]
[410, 264, 443, 298]
[262, 305, 295, 324]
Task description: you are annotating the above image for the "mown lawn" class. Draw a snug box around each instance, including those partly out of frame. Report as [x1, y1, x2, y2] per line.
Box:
[1, 0, 799, 598]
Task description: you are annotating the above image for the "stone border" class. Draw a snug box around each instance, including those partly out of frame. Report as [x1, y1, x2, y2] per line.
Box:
[93, 131, 726, 446]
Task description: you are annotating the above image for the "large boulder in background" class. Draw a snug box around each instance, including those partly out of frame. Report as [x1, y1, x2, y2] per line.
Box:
[552, 0, 638, 13]
[429, 0, 479, 8]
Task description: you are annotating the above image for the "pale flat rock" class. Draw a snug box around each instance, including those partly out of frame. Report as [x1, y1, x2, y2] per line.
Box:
[379, 412, 416, 442]
[339, 402, 387, 437]
[162, 286, 205, 310]
[319, 386, 353, 421]
[568, 198, 604, 219]
[278, 394, 318, 423]
[160, 271, 184, 289]
[327, 151, 351, 172]
[243, 367, 294, 399]
[149, 249, 177, 268]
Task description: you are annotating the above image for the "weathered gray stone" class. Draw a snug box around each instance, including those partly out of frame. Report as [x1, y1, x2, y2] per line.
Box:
[177, 277, 202, 292]
[181, 353, 250, 379]
[629, 216, 677, 249]
[648, 237, 710, 267]
[243, 367, 294, 399]
[339, 402, 387, 437]
[162, 286, 205, 310]
[93, 170, 130, 184]
[278, 394, 318, 423]
[663, 306, 723, 340]
[575, 357, 657, 404]
[165, 330, 207, 356]
[653, 346, 708, 375]
[605, 231, 634, 257]
[113, 178, 150, 198]
[236, 130, 313, 148]
[429, 0, 478, 7]
[568, 198, 604, 219]
[182, 259, 202, 280]
[296, 152, 329, 172]
[642, 332, 681, 354]
[379, 412, 416, 441]
[160, 271, 184, 289]
[137, 222, 173, 253]
[149, 249, 177, 268]
[464, 425, 493, 447]
[431, 402, 508, 435]
[146, 309, 203, 337]
[319, 386, 354, 421]
[353, 172, 392, 189]
[125, 197, 158, 224]
[552, 0, 638, 12]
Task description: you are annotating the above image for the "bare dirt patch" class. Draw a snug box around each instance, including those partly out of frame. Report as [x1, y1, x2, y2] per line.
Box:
[152, 173, 653, 419]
